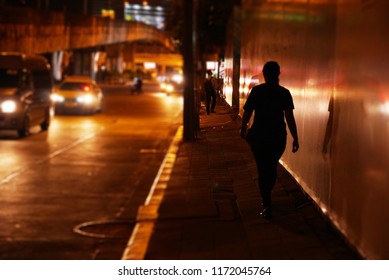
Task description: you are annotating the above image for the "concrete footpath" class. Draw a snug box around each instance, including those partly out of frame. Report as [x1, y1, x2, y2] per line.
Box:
[122, 100, 361, 260]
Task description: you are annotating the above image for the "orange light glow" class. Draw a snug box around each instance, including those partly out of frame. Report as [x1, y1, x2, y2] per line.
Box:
[82, 85, 91, 92]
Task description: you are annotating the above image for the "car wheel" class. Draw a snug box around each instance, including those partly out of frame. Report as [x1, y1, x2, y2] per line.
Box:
[17, 114, 30, 138]
[40, 109, 50, 131]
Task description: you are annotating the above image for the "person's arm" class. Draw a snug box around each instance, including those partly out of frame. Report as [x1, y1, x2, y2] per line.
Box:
[240, 110, 252, 139]
[285, 109, 299, 153]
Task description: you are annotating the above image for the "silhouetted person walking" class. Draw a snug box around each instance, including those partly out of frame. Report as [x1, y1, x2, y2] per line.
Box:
[204, 70, 217, 114]
[240, 61, 299, 218]
[134, 77, 142, 94]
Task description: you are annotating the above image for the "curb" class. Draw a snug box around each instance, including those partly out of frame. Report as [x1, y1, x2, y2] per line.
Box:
[121, 126, 183, 260]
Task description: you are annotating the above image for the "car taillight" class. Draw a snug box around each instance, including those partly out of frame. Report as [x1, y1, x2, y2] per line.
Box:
[82, 85, 91, 92]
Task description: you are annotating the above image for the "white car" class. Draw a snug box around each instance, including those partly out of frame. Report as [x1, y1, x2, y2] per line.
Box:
[51, 76, 103, 115]
[0, 52, 53, 137]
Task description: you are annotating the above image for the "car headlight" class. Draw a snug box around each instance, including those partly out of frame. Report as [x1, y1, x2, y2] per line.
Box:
[1, 100, 17, 113]
[51, 93, 65, 103]
[166, 84, 174, 93]
[172, 74, 183, 84]
[77, 94, 94, 104]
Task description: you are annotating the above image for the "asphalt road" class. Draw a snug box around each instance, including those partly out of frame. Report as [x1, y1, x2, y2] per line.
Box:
[0, 81, 183, 259]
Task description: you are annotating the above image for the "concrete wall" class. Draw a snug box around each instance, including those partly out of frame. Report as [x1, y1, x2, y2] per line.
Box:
[0, 6, 175, 54]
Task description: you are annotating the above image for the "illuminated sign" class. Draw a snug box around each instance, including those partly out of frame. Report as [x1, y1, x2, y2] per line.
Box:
[124, 3, 166, 30]
[144, 62, 156, 69]
[101, 9, 115, 19]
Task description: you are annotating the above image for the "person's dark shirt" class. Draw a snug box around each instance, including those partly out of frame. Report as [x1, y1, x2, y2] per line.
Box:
[204, 78, 216, 95]
[243, 83, 294, 139]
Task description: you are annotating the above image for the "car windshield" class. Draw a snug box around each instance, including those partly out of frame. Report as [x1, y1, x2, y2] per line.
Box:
[60, 82, 92, 91]
[0, 69, 19, 88]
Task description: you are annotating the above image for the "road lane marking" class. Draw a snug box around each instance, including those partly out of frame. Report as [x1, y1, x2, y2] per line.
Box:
[121, 125, 183, 260]
[0, 129, 104, 186]
[34, 129, 104, 164]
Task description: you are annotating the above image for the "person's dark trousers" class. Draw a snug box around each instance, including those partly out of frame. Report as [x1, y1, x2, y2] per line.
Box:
[251, 137, 286, 209]
[206, 92, 216, 114]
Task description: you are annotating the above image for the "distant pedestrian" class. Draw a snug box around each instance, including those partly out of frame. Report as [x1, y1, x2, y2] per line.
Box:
[130, 77, 142, 94]
[240, 61, 299, 218]
[135, 77, 142, 93]
[204, 70, 217, 114]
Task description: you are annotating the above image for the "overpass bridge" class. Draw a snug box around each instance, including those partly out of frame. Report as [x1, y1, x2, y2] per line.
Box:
[0, 6, 179, 81]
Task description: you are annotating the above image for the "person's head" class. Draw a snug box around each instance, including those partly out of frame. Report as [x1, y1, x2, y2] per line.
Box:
[206, 70, 213, 78]
[262, 61, 280, 83]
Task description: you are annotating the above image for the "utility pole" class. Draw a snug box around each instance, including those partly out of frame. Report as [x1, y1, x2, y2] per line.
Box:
[182, 0, 198, 141]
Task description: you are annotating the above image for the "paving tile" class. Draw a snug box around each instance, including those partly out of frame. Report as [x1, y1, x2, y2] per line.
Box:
[136, 102, 361, 260]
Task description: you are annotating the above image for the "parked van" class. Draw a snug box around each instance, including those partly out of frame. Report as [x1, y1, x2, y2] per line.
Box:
[0, 52, 53, 137]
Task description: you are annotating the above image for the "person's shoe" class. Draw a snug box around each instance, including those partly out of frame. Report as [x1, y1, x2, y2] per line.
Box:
[260, 207, 272, 219]
[211, 110, 216, 113]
